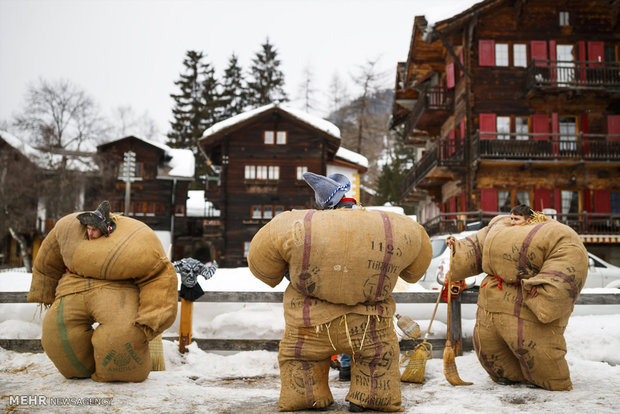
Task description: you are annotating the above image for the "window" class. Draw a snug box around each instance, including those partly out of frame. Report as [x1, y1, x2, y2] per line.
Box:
[559, 11, 570, 26]
[497, 116, 511, 140]
[252, 205, 262, 219]
[561, 191, 579, 214]
[264, 131, 275, 144]
[559, 116, 577, 152]
[268, 165, 280, 180]
[256, 165, 268, 179]
[296, 166, 308, 180]
[245, 165, 256, 179]
[516, 191, 530, 207]
[243, 241, 251, 258]
[495, 43, 509, 66]
[264, 130, 287, 145]
[263, 206, 273, 219]
[611, 192, 620, 214]
[498, 191, 511, 212]
[513, 44, 527, 67]
[556, 44, 575, 85]
[274, 205, 285, 216]
[515, 117, 529, 140]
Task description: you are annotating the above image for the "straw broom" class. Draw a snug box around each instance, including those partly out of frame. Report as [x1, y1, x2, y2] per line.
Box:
[400, 288, 442, 383]
[443, 243, 472, 386]
[149, 334, 166, 371]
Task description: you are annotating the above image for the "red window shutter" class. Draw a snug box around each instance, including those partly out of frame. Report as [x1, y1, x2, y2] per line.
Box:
[588, 41, 605, 67]
[530, 41, 548, 65]
[479, 40, 495, 66]
[446, 63, 455, 89]
[593, 190, 611, 213]
[583, 188, 591, 212]
[479, 113, 496, 139]
[461, 193, 466, 212]
[448, 128, 456, 155]
[480, 188, 498, 211]
[534, 189, 551, 211]
[549, 41, 557, 84]
[532, 114, 549, 141]
[552, 112, 559, 154]
[459, 49, 464, 76]
[449, 196, 457, 212]
[578, 41, 587, 82]
[608, 115, 620, 141]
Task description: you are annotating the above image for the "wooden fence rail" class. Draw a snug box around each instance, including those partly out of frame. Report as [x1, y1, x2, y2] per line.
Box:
[1, 290, 619, 354]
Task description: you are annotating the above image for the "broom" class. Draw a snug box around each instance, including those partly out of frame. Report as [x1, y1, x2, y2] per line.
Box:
[149, 334, 166, 371]
[400, 288, 442, 383]
[443, 243, 472, 386]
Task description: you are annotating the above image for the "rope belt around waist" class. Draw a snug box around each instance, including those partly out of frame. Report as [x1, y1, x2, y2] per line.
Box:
[481, 274, 519, 290]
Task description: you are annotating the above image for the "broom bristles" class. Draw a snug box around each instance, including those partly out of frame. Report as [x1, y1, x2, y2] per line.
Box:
[401, 341, 432, 383]
[149, 334, 166, 371]
[443, 341, 472, 386]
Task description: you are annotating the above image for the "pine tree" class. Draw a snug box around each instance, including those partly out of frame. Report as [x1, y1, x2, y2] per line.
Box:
[373, 135, 416, 215]
[167, 50, 221, 186]
[247, 39, 288, 107]
[220, 53, 248, 119]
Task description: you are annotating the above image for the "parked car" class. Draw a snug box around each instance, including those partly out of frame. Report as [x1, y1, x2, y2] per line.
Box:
[431, 230, 620, 290]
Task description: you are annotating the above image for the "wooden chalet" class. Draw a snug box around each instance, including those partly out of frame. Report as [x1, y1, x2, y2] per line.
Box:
[391, 0, 620, 263]
[198, 103, 368, 267]
[96, 136, 196, 260]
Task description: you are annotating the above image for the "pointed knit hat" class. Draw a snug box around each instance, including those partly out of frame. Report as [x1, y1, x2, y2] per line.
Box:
[303, 172, 351, 209]
[76, 200, 116, 236]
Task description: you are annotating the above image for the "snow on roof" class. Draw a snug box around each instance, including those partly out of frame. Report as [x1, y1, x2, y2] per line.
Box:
[335, 146, 368, 169]
[1, 130, 98, 173]
[202, 103, 341, 140]
[186, 190, 221, 217]
[166, 148, 195, 178]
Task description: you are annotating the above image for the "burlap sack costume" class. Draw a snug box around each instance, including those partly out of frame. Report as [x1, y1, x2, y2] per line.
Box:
[449, 214, 588, 390]
[248, 208, 432, 411]
[28, 211, 178, 382]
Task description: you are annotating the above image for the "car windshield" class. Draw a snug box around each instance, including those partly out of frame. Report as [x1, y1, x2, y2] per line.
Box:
[431, 239, 447, 259]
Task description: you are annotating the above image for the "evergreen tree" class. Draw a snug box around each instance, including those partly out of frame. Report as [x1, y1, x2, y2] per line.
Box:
[373, 135, 416, 215]
[247, 39, 288, 107]
[167, 50, 221, 186]
[220, 53, 248, 118]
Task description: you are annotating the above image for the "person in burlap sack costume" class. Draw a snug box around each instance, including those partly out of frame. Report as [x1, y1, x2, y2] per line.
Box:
[446, 206, 588, 391]
[28, 201, 178, 382]
[248, 172, 432, 412]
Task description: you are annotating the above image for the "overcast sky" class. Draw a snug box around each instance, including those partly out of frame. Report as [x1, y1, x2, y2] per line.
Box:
[0, 0, 479, 140]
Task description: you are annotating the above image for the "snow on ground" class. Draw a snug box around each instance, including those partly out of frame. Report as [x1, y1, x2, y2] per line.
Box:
[1, 268, 619, 413]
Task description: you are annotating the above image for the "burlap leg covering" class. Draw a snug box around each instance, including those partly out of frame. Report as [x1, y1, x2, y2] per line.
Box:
[495, 312, 572, 391]
[41, 295, 95, 379]
[473, 308, 525, 384]
[278, 324, 334, 411]
[345, 315, 402, 412]
[88, 285, 151, 382]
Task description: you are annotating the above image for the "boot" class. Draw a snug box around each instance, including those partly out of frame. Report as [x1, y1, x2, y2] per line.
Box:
[339, 366, 351, 381]
[349, 402, 364, 412]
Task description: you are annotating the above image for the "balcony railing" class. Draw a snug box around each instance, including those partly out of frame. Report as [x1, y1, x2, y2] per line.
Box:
[403, 86, 453, 135]
[526, 60, 620, 92]
[423, 211, 620, 236]
[471, 131, 620, 162]
[402, 138, 465, 194]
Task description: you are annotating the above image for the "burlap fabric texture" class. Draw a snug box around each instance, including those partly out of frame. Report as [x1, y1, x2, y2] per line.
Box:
[450, 215, 588, 390]
[248, 208, 432, 411]
[28, 213, 178, 382]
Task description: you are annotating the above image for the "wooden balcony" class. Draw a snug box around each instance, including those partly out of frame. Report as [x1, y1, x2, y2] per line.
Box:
[526, 60, 620, 94]
[402, 86, 453, 137]
[471, 131, 620, 162]
[423, 211, 620, 237]
[401, 138, 465, 196]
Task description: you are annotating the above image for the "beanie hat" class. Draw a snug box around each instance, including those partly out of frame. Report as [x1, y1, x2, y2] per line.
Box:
[77, 200, 116, 236]
[302, 172, 351, 209]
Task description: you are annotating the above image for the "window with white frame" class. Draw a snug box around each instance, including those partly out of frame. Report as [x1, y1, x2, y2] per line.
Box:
[516, 191, 530, 207]
[495, 43, 509, 66]
[274, 205, 285, 216]
[515, 117, 529, 140]
[513, 44, 527, 67]
[561, 190, 579, 214]
[276, 131, 287, 144]
[498, 190, 511, 212]
[243, 241, 251, 258]
[263, 205, 274, 219]
[264, 130, 287, 145]
[559, 11, 570, 26]
[252, 205, 262, 218]
[244, 165, 256, 179]
[256, 165, 268, 179]
[268, 165, 280, 180]
[296, 166, 308, 180]
[497, 116, 511, 140]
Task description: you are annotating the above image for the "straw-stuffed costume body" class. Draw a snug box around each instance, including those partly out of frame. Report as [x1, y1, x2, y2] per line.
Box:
[248, 208, 432, 411]
[28, 204, 178, 382]
[449, 214, 588, 391]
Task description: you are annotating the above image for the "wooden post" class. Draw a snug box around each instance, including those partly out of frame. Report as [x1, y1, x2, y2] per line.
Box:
[178, 298, 193, 353]
[449, 295, 463, 356]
